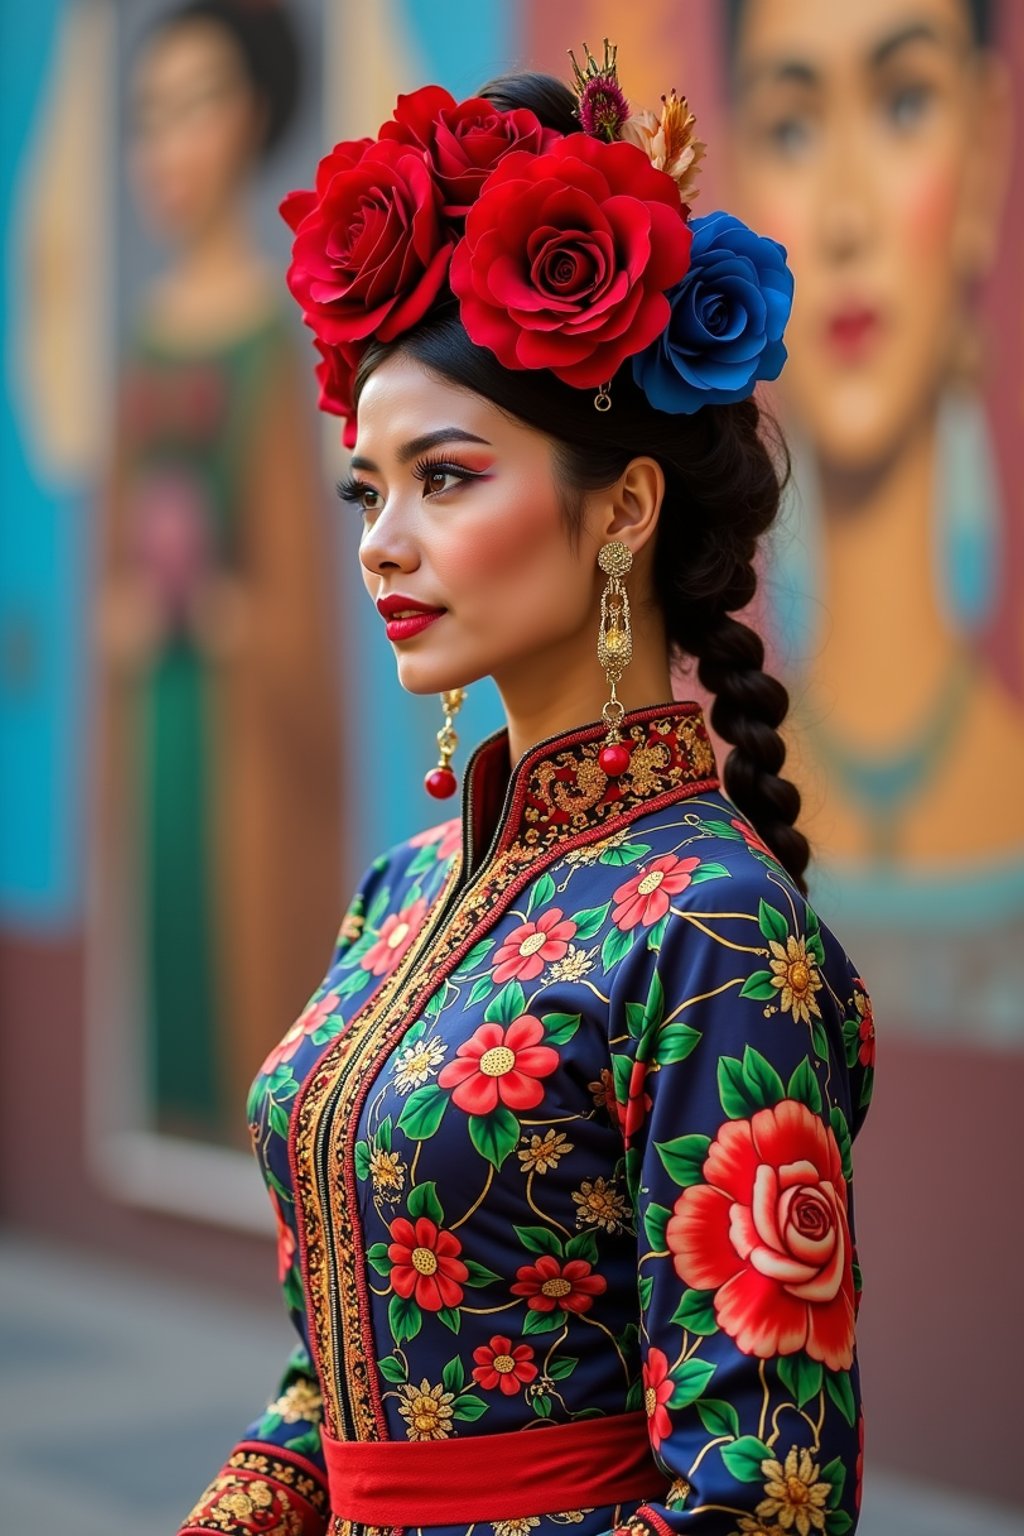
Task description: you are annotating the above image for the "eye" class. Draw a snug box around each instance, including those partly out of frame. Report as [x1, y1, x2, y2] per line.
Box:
[763, 113, 815, 159]
[336, 476, 383, 514]
[884, 81, 934, 132]
[411, 457, 481, 497]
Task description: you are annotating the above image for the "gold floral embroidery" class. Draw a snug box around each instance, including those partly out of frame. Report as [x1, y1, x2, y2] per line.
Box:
[547, 944, 595, 982]
[756, 1446, 830, 1536]
[393, 1035, 447, 1092]
[492, 1519, 541, 1536]
[396, 1378, 456, 1440]
[517, 1129, 573, 1173]
[267, 1379, 323, 1424]
[572, 1176, 628, 1233]
[368, 1147, 406, 1199]
[180, 1449, 327, 1533]
[768, 936, 824, 1024]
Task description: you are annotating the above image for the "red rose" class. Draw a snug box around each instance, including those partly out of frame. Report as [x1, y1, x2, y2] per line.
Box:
[450, 133, 692, 388]
[438, 1015, 559, 1115]
[279, 134, 374, 232]
[311, 337, 360, 445]
[666, 1099, 855, 1370]
[284, 139, 453, 348]
[387, 1215, 468, 1312]
[379, 85, 560, 216]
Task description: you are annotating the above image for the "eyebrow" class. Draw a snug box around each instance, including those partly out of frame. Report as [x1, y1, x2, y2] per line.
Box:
[350, 427, 492, 472]
[737, 19, 949, 94]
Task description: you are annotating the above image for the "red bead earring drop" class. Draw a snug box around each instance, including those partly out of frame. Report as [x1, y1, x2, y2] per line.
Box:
[424, 688, 467, 799]
[596, 541, 634, 779]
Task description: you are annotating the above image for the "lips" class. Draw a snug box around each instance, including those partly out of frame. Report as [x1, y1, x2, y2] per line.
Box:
[376, 593, 446, 642]
[826, 305, 882, 363]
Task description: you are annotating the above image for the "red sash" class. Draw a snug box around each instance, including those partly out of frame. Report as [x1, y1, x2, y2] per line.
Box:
[322, 1409, 665, 1523]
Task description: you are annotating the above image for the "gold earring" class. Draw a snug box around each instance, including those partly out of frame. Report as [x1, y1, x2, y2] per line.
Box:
[424, 688, 467, 799]
[596, 541, 633, 778]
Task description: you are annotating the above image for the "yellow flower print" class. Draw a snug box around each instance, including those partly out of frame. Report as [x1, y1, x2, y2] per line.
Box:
[267, 1379, 323, 1424]
[368, 1147, 406, 1200]
[732, 1517, 784, 1536]
[768, 935, 824, 1024]
[492, 1519, 541, 1536]
[546, 944, 595, 982]
[393, 1036, 447, 1093]
[571, 1176, 627, 1233]
[666, 1476, 692, 1508]
[589, 1068, 615, 1114]
[756, 1446, 830, 1536]
[518, 1129, 573, 1174]
[396, 1379, 456, 1441]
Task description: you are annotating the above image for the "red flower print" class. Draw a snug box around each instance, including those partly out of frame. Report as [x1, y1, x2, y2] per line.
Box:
[855, 985, 875, 1069]
[641, 1347, 673, 1449]
[666, 1099, 855, 1370]
[511, 1254, 607, 1314]
[471, 1335, 538, 1395]
[492, 908, 578, 983]
[361, 898, 428, 978]
[409, 818, 461, 861]
[612, 855, 701, 930]
[387, 1215, 469, 1312]
[260, 989, 341, 1075]
[269, 1188, 296, 1284]
[438, 1015, 558, 1115]
[730, 817, 776, 862]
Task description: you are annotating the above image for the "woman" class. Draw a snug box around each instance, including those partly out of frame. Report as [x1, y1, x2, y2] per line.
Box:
[179, 54, 872, 1536]
[94, 0, 341, 1148]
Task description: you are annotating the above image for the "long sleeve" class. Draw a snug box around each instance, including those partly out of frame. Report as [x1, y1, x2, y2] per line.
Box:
[607, 861, 872, 1536]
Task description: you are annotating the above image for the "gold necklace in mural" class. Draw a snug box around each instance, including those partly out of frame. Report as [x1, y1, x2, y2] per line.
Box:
[793, 643, 977, 865]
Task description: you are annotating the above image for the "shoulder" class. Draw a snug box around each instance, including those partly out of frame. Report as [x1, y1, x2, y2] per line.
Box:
[346, 817, 460, 917]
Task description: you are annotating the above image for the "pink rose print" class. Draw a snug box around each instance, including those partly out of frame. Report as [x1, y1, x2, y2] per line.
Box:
[260, 989, 341, 1076]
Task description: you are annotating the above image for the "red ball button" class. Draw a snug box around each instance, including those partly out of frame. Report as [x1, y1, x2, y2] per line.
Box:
[425, 766, 457, 799]
[599, 742, 631, 777]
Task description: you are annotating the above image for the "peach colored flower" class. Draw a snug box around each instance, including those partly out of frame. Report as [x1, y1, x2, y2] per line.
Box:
[621, 89, 705, 205]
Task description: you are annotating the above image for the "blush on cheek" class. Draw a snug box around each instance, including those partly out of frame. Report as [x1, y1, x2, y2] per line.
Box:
[437, 493, 563, 588]
[899, 166, 960, 257]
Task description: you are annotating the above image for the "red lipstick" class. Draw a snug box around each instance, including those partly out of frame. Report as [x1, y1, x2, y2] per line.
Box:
[826, 305, 882, 363]
[376, 593, 446, 642]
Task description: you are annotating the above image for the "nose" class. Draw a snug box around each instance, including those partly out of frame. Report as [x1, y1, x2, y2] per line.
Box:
[817, 121, 875, 266]
[358, 505, 421, 581]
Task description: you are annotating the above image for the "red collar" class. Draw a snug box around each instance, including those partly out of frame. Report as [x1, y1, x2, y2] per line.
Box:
[461, 699, 720, 875]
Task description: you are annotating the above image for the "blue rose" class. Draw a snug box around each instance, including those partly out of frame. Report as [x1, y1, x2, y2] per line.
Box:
[631, 210, 794, 413]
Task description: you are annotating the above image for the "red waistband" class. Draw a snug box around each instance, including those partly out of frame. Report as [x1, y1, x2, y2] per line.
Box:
[322, 1409, 665, 1524]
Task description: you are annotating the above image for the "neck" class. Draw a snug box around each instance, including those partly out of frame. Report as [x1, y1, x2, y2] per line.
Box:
[176, 196, 261, 290]
[495, 602, 677, 767]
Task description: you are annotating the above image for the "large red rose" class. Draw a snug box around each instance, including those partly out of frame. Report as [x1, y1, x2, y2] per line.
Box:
[380, 85, 560, 216]
[387, 1215, 468, 1312]
[284, 139, 453, 348]
[666, 1099, 855, 1370]
[438, 1014, 558, 1115]
[311, 337, 360, 446]
[449, 133, 692, 388]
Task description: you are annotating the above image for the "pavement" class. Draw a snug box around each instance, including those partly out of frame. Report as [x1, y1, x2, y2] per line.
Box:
[2, 1230, 1022, 1536]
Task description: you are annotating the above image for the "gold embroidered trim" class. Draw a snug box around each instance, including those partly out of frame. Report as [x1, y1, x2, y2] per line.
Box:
[179, 1447, 328, 1534]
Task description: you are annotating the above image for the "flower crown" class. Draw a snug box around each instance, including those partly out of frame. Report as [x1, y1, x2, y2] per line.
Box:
[281, 40, 794, 448]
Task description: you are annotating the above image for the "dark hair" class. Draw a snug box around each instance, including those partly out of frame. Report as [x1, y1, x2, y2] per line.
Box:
[722, 0, 994, 74]
[354, 72, 811, 896]
[152, 0, 301, 156]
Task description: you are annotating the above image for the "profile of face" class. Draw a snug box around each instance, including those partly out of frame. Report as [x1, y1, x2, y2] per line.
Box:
[130, 19, 264, 244]
[726, 0, 1008, 473]
[350, 355, 610, 700]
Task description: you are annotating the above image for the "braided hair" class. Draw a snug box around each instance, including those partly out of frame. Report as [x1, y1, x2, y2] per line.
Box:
[353, 73, 811, 896]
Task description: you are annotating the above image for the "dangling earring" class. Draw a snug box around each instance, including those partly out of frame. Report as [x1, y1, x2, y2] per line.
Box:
[424, 688, 467, 799]
[596, 541, 633, 777]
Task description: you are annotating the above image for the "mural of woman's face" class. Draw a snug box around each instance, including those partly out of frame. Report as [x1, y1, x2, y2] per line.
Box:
[130, 20, 264, 245]
[726, 0, 1007, 474]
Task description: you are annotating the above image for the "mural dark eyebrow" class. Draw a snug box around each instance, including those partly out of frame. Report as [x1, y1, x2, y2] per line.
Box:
[350, 428, 492, 473]
[869, 20, 947, 70]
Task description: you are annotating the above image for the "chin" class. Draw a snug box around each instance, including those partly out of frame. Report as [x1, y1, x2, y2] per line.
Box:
[393, 651, 479, 697]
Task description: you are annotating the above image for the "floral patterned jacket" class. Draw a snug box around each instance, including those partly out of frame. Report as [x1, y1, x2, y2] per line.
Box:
[179, 701, 874, 1536]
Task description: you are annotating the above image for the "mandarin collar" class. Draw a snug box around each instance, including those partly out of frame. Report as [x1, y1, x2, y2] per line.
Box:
[458, 699, 720, 879]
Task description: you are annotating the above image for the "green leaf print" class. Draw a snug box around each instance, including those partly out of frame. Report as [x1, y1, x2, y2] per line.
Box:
[787, 1059, 823, 1115]
[738, 969, 777, 1002]
[407, 1181, 445, 1226]
[830, 1105, 854, 1183]
[572, 901, 612, 939]
[514, 1225, 565, 1257]
[336, 967, 371, 1002]
[367, 1243, 392, 1277]
[469, 1104, 520, 1169]
[453, 1393, 489, 1422]
[805, 905, 827, 965]
[668, 1358, 716, 1409]
[388, 1293, 422, 1345]
[643, 1202, 672, 1250]
[638, 1273, 654, 1310]
[599, 842, 650, 867]
[670, 1289, 718, 1336]
[601, 926, 634, 972]
[527, 872, 557, 916]
[407, 842, 441, 878]
[564, 1230, 599, 1264]
[377, 1115, 393, 1151]
[532, 1392, 553, 1417]
[438, 1305, 462, 1334]
[811, 1018, 830, 1061]
[653, 1023, 702, 1066]
[625, 1002, 647, 1039]
[826, 1513, 854, 1536]
[696, 1399, 740, 1439]
[643, 970, 665, 1032]
[485, 981, 527, 1026]
[378, 1354, 407, 1384]
[721, 1435, 774, 1482]
[542, 1012, 582, 1045]
[718, 1047, 785, 1118]
[268, 1101, 290, 1139]
[441, 1356, 466, 1393]
[354, 1141, 371, 1181]
[646, 915, 668, 952]
[758, 898, 789, 944]
[655, 1133, 711, 1188]
[546, 1356, 578, 1381]
[455, 936, 496, 976]
[778, 1352, 824, 1408]
[463, 1258, 502, 1287]
[688, 862, 732, 884]
[468, 975, 496, 1006]
[825, 1367, 857, 1426]
[821, 1457, 847, 1509]
[366, 884, 392, 931]
[397, 1082, 448, 1140]
[522, 1308, 566, 1336]
[284, 1429, 321, 1457]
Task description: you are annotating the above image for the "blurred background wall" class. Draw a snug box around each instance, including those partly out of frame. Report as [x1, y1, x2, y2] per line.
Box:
[1, 0, 1021, 1514]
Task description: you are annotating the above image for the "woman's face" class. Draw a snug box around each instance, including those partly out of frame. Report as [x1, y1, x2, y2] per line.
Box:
[350, 355, 603, 699]
[726, 0, 1005, 473]
[130, 20, 263, 244]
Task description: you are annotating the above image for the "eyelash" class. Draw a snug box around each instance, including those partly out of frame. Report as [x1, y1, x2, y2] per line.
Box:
[336, 454, 481, 511]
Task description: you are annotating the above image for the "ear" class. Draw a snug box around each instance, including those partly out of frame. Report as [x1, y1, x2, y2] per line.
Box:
[595, 455, 666, 557]
[955, 50, 1012, 281]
